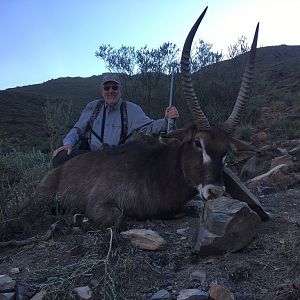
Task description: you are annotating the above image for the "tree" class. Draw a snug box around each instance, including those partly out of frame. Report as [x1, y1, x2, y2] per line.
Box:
[43, 99, 73, 152]
[95, 44, 136, 75]
[191, 39, 223, 72]
[94, 40, 222, 117]
[227, 36, 250, 59]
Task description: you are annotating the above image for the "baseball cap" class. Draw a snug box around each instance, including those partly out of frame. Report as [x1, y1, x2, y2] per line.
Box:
[101, 73, 121, 86]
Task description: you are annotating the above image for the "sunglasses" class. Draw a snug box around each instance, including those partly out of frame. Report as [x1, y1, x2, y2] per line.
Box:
[103, 85, 119, 91]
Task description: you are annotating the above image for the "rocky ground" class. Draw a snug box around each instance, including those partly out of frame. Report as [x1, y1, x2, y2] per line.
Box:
[0, 185, 300, 299]
[1, 115, 300, 299]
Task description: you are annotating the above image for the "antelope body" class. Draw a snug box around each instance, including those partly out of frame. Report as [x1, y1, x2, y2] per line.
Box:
[38, 7, 259, 228]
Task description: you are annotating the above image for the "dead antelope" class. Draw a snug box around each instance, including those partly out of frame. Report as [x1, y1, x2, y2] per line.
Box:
[38, 7, 259, 227]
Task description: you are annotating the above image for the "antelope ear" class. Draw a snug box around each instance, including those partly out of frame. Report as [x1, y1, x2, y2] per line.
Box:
[159, 127, 193, 145]
[229, 137, 259, 154]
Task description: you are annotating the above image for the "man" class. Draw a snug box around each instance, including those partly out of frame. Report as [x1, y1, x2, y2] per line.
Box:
[52, 73, 179, 167]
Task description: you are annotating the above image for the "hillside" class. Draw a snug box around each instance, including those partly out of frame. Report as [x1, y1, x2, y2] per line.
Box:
[0, 45, 300, 299]
[0, 45, 300, 151]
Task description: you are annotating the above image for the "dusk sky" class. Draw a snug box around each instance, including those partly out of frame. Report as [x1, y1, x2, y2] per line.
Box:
[0, 0, 299, 90]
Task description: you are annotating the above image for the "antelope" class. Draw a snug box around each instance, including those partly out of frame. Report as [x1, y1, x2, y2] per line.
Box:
[38, 7, 260, 228]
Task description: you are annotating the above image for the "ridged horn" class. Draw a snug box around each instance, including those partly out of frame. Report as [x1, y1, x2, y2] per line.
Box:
[222, 23, 259, 133]
[181, 7, 211, 131]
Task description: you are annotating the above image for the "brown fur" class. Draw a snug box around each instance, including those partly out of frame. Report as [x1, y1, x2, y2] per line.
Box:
[38, 125, 250, 227]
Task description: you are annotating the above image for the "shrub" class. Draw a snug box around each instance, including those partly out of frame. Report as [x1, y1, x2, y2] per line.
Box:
[270, 119, 300, 139]
[0, 148, 50, 239]
[235, 126, 252, 141]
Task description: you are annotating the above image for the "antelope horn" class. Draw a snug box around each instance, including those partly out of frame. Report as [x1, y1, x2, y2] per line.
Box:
[222, 23, 259, 133]
[181, 7, 211, 131]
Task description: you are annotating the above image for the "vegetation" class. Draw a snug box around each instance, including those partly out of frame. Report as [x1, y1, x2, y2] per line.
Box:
[0, 146, 50, 239]
[1, 45, 299, 152]
[0, 43, 300, 299]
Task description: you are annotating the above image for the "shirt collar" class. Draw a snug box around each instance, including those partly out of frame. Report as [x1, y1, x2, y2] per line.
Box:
[105, 99, 123, 112]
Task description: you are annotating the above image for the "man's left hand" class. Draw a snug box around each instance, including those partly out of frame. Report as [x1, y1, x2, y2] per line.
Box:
[165, 106, 179, 120]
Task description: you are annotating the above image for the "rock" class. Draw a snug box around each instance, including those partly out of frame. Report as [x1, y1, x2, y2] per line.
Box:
[0, 292, 15, 300]
[30, 291, 47, 300]
[271, 154, 293, 169]
[120, 229, 167, 250]
[240, 156, 267, 179]
[150, 289, 171, 300]
[177, 289, 209, 300]
[194, 197, 261, 255]
[223, 167, 269, 221]
[289, 145, 300, 155]
[292, 277, 300, 289]
[248, 164, 290, 186]
[89, 279, 100, 287]
[72, 226, 83, 235]
[254, 131, 267, 142]
[185, 199, 203, 218]
[74, 286, 92, 300]
[9, 268, 20, 275]
[0, 275, 15, 292]
[277, 147, 288, 155]
[208, 282, 235, 300]
[176, 228, 189, 236]
[259, 186, 276, 195]
[190, 270, 207, 284]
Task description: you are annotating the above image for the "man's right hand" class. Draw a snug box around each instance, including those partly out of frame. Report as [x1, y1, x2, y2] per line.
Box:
[52, 145, 73, 158]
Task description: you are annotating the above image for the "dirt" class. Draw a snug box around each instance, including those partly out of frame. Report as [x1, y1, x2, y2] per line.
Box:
[0, 187, 300, 300]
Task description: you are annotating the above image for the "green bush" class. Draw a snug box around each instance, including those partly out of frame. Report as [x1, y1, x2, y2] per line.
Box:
[0, 148, 50, 239]
[235, 125, 252, 141]
[270, 119, 300, 139]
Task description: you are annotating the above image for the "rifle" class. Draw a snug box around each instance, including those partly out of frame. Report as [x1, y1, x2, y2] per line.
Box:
[167, 65, 175, 133]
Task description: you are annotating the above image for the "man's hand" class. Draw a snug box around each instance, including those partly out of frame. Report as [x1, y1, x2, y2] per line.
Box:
[52, 145, 73, 158]
[165, 106, 179, 119]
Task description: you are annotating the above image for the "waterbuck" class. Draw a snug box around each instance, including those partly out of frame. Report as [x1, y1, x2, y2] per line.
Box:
[38, 7, 260, 227]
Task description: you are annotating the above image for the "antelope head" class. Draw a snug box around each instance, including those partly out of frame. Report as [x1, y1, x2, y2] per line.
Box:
[163, 7, 259, 200]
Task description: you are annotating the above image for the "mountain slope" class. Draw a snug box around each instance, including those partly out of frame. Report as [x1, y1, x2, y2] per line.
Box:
[0, 45, 299, 151]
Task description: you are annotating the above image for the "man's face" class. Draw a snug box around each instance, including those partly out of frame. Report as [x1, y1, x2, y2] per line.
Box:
[102, 81, 121, 106]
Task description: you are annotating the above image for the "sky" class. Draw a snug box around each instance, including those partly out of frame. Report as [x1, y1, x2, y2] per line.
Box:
[0, 0, 299, 90]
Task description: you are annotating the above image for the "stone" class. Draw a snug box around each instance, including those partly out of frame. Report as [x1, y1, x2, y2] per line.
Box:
[74, 286, 92, 300]
[72, 226, 83, 235]
[9, 268, 20, 275]
[0, 275, 15, 292]
[194, 197, 261, 255]
[240, 156, 264, 179]
[208, 282, 235, 300]
[150, 289, 171, 300]
[223, 167, 269, 221]
[247, 164, 290, 186]
[190, 270, 207, 283]
[177, 289, 209, 300]
[185, 199, 203, 218]
[30, 291, 47, 300]
[0, 292, 15, 300]
[277, 147, 288, 155]
[176, 228, 189, 236]
[254, 131, 267, 142]
[271, 154, 293, 169]
[120, 229, 167, 250]
[289, 145, 300, 155]
[259, 186, 276, 195]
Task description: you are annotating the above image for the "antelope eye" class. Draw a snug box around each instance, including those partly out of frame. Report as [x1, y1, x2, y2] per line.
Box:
[194, 139, 202, 150]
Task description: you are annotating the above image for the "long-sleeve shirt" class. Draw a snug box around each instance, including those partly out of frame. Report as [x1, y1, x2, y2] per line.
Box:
[63, 99, 168, 151]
